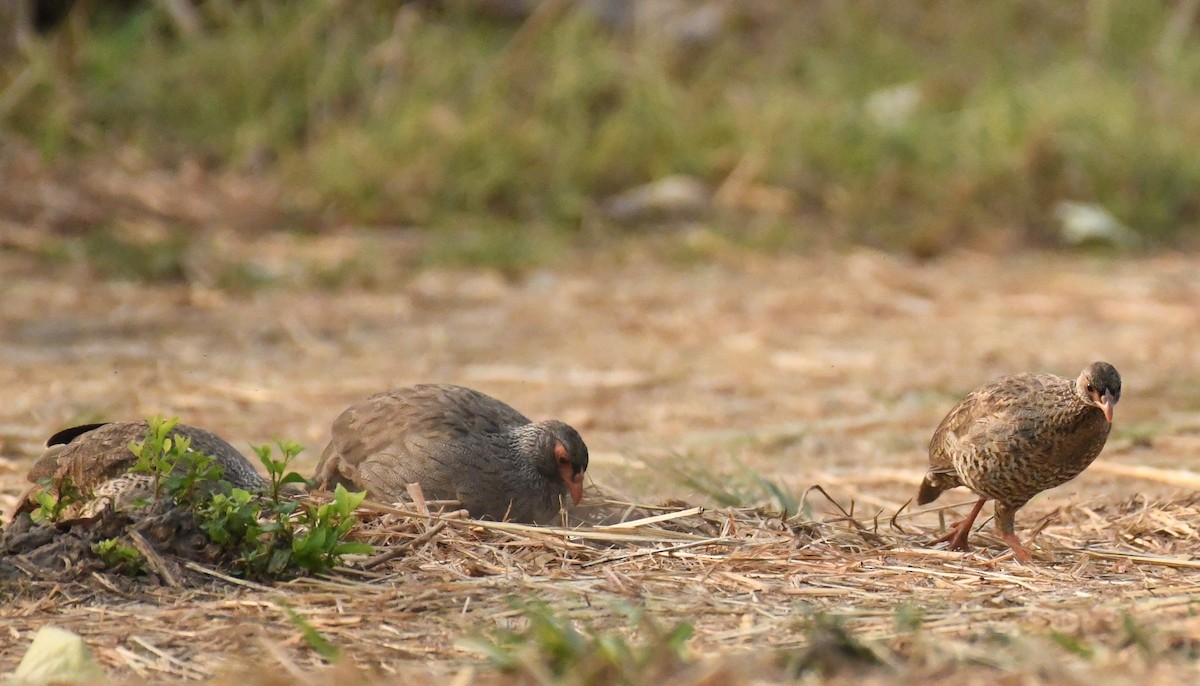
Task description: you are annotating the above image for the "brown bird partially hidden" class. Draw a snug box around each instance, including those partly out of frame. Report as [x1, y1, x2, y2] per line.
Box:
[313, 384, 589, 524]
[13, 421, 267, 521]
[917, 361, 1121, 562]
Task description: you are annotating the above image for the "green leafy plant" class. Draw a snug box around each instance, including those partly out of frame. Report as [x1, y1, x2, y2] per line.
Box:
[197, 488, 261, 546]
[194, 440, 371, 578]
[29, 476, 83, 524]
[128, 416, 226, 505]
[92, 538, 145, 575]
[290, 484, 371, 574]
[89, 416, 371, 579]
[254, 440, 309, 503]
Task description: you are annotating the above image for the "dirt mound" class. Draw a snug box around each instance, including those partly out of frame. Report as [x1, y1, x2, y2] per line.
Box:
[1, 503, 231, 587]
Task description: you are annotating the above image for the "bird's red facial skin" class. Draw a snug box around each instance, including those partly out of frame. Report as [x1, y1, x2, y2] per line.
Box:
[554, 441, 583, 504]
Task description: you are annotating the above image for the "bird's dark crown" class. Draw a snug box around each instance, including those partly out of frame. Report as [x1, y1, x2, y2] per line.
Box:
[540, 420, 589, 474]
[1079, 361, 1121, 401]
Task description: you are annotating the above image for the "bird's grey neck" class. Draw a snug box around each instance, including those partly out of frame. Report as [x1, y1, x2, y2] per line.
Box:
[503, 423, 555, 485]
[507, 423, 548, 455]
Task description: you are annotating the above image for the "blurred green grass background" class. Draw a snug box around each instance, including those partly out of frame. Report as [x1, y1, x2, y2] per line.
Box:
[3, 0, 1199, 259]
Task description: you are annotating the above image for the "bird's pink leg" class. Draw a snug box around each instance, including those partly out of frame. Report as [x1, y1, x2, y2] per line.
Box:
[993, 503, 1033, 563]
[930, 497, 987, 551]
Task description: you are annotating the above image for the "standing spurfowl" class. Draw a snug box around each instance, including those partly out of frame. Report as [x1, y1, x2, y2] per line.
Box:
[13, 420, 267, 521]
[916, 361, 1121, 561]
[313, 384, 589, 524]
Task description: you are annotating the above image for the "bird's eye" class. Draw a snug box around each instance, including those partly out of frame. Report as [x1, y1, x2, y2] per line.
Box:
[1086, 383, 1095, 393]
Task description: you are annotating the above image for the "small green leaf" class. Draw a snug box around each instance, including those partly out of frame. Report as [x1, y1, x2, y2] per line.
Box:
[268, 547, 293, 575]
[281, 604, 339, 661]
[332, 542, 373, 556]
[278, 472, 307, 487]
[1049, 631, 1095, 659]
[92, 537, 145, 574]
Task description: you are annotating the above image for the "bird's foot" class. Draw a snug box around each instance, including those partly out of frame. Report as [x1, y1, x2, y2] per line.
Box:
[927, 497, 987, 553]
[998, 531, 1034, 563]
[929, 520, 972, 551]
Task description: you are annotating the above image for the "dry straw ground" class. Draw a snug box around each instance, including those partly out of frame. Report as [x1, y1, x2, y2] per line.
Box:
[3, 235, 1200, 684]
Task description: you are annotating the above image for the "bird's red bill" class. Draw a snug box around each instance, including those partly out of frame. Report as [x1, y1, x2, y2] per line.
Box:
[560, 463, 584, 505]
[1100, 390, 1116, 423]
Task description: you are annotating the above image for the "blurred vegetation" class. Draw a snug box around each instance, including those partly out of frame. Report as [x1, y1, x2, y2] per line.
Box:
[460, 600, 694, 685]
[3, 0, 1200, 257]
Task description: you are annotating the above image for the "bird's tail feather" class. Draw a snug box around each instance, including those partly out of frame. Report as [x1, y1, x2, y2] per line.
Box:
[916, 474, 943, 506]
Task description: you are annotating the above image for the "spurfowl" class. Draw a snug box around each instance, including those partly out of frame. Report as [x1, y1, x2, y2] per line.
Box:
[313, 384, 589, 524]
[13, 421, 267, 521]
[916, 361, 1122, 561]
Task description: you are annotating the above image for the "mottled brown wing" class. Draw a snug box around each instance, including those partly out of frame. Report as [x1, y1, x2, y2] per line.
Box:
[928, 397, 973, 475]
[924, 374, 1051, 500]
[34, 423, 146, 494]
[313, 384, 531, 496]
[29, 421, 264, 493]
[25, 423, 112, 484]
[930, 374, 1058, 464]
[920, 394, 977, 503]
[408, 384, 533, 432]
[930, 373, 1084, 502]
[26, 443, 70, 485]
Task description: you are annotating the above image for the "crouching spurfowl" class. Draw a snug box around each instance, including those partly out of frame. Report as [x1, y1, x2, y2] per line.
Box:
[313, 384, 589, 524]
[12, 420, 267, 522]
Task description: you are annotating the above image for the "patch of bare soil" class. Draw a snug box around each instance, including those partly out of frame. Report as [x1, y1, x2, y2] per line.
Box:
[2, 238, 1200, 684]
